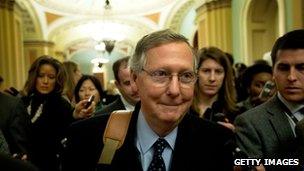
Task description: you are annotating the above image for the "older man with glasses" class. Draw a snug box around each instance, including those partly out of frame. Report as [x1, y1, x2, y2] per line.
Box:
[62, 29, 234, 171]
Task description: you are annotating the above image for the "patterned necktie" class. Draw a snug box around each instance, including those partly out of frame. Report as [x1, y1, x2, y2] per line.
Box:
[148, 138, 168, 171]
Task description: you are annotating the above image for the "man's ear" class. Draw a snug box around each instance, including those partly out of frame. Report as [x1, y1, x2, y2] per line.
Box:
[114, 80, 119, 88]
[130, 71, 138, 92]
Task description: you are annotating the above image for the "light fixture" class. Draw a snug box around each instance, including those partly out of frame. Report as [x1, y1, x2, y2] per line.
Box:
[91, 0, 123, 73]
[104, 0, 111, 10]
[103, 40, 115, 54]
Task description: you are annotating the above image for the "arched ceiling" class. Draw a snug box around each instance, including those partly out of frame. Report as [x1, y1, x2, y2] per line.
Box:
[32, 0, 177, 16]
[22, 0, 199, 60]
[48, 16, 157, 54]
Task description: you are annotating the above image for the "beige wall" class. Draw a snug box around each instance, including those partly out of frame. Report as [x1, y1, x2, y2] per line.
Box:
[196, 0, 232, 53]
[0, 0, 26, 89]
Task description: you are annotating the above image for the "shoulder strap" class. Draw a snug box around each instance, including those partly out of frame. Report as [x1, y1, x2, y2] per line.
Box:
[98, 110, 132, 164]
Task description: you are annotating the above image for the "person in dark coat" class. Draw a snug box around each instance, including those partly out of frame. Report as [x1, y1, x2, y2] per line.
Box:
[0, 76, 30, 159]
[62, 29, 234, 171]
[235, 29, 304, 170]
[21, 56, 96, 171]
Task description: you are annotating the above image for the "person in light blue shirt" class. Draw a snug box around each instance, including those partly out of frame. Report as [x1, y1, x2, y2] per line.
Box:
[136, 110, 177, 171]
[63, 29, 234, 171]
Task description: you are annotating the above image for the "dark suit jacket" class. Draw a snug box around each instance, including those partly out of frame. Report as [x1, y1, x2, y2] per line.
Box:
[235, 95, 302, 170]
[0, 152, 38, 171]
[94, 96, 126, 116]
[62, 103, 234, 171]
[0, 92, 30, 155]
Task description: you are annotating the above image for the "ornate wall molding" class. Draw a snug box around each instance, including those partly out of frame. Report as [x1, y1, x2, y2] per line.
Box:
[166, 0, 195, 32]
[0, 0, 5, 9]
[7, 0, 14, 10]
[24, 40, 55, 47]
[196, 0, 231, 15]
[0, 0, 15, 10]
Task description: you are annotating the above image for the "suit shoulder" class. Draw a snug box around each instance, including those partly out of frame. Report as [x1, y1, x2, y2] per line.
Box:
[95, 97, 125, 116]
[182, 114, 233, 142]
[236, 100, 272, 120]
[69, 114, 110, 132]
[0, 93, 21, 105]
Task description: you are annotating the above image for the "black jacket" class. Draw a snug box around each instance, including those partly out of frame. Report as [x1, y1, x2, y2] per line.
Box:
[22, 93, 74, 171]
[63, 103, 234, 171]
[0, 92, 30, 155]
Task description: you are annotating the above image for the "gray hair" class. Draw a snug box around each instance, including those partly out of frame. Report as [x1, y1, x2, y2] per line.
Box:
[129, 29, 197, 73]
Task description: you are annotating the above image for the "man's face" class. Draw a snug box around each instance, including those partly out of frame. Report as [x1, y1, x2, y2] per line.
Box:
[116, 65, 140, 105]
[132, 42, 195, 132]
[273, 49, 304, 103]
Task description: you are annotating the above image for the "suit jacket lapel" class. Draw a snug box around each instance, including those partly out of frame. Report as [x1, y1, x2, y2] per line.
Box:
[111, 103, 142, 171]
[266, 96, 295, 144]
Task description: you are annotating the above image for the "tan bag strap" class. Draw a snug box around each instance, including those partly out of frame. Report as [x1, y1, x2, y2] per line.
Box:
[98, 110, 132, 164]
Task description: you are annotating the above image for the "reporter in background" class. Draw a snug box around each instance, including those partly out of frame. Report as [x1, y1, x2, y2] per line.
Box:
[235, 29, 304, 171]
[191, 47, 238, 131]
[62, 61, 82, 104]
[74, 75, 105, 116]
[237, 63, 274, 113]
[21, 56, 95, 171]
[95, 56, 140, 115]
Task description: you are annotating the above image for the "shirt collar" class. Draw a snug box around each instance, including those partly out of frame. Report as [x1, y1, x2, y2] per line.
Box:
[120, 95, 135, 111]
[136, 110, 177, 154]
[277, 92, 304, 114]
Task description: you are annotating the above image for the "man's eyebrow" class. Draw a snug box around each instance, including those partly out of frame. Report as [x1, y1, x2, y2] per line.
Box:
[276, 62, 289, 66]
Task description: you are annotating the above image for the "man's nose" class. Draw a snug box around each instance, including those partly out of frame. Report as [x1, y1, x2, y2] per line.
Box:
[166, 75, 181, 97]
[287, 67, 297, 81]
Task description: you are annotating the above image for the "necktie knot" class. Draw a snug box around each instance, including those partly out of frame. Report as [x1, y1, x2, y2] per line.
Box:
[153, 138, 167, 154]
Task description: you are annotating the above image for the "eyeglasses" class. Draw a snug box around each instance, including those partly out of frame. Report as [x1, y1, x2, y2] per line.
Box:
[142, 68, 197, 87]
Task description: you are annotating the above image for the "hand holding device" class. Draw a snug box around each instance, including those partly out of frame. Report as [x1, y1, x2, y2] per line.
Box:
[85, 95, 95, 109]
[259, 80, 275, 99]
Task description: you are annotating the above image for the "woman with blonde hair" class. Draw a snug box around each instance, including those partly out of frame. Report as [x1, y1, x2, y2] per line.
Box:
[62, 61, 82, 103]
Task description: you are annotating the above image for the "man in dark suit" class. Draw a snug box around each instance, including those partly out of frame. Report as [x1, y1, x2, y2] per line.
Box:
[235, 29, 304, 171]
[0, 77, 30, 160]
[62, 29, 234, 171]
[95, 56, 140, 115]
